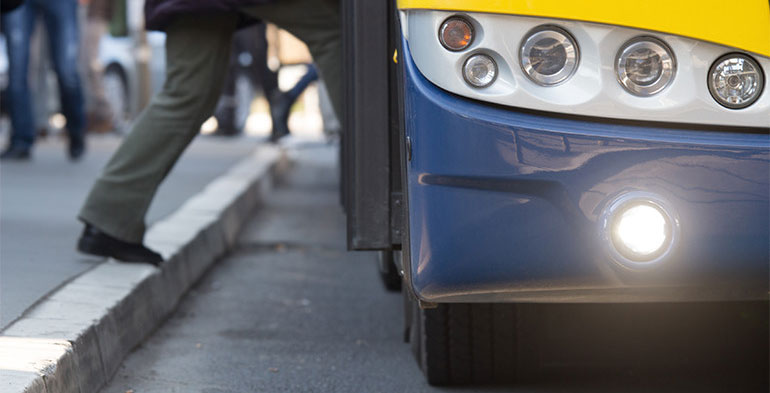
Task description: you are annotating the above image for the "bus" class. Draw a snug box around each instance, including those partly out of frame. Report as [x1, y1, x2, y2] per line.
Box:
[341, 0, 769, 385]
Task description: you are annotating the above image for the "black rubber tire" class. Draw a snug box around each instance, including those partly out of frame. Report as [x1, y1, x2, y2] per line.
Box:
[409, 297, 517, 385]
[377, 250, 402, 291]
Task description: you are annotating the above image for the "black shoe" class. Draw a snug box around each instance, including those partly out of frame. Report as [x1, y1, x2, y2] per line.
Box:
[68, 135, 85, 161]
[77, 224, 163, 266]
[0, 145, 31, 161]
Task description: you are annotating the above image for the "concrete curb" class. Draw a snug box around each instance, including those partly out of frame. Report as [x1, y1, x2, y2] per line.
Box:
[0, 145, 289, 393]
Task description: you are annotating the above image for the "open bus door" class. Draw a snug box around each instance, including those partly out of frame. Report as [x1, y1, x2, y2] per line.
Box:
[340, 0, 405, 289]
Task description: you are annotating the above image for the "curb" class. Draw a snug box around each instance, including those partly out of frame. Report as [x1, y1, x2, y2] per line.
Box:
[0, 144, 289, 393]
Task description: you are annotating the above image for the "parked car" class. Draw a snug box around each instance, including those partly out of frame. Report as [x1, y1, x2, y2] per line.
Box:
[98, 0, 166, 132]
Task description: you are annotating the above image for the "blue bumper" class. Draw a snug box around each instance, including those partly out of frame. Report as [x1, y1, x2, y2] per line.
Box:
[401, 43, 770, 302]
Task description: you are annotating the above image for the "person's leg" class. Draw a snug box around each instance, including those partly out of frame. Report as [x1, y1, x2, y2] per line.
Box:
[243, 23, 286, 140]
[79, 14, 238, 243]
[241, 0, 341, 118]
[29, 18, 52, 137]
[40, 0, 86, 158]
[1, 3, 36, 155]
[213, 28, 246, 135]
[269, 64, 319, 141]
[248, 23, 278, 97]
[284, 64, 318, 103]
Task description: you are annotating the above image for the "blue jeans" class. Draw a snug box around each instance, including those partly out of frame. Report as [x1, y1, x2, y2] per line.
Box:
[1, 0, 85, 150]
[284, 64, 318, 104]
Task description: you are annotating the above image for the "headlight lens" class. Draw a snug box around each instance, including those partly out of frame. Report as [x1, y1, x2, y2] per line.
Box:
[463, 54, 497, 88]
[519, 26, 579, 86]
[439, 17, 474, 52]
[708, 53, 764, 109]
[616, 37, 675, 96]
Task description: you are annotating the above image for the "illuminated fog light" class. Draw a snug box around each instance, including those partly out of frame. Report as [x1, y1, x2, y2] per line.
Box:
[439, 17, 474, 51]
[463, 54, 497, 88]
[520, 26, 579, 86]
[614, 204, 667, 256]
[616, 37, 675, 96]
[708, 53, 764, 109]
[601, 193, 680, 269]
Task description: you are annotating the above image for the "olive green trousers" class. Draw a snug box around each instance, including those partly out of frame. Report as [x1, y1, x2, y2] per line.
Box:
[79, 0, 341, 242]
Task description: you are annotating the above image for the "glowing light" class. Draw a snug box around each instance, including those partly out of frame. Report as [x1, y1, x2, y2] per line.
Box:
[614, 204, 667, 256]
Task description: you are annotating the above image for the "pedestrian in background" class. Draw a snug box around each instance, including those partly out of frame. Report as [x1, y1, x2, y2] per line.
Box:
[213, 22, 319, 143]
[214, 22, 277, 137]
[76, 0, 340, 264]
[81, 0, 115, 133]
[268, 62, 318, 142]
[1, 0, 86, 161]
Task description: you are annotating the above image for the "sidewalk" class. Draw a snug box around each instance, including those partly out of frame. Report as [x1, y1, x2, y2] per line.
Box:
[0, 134, 259, 328]
[0, 133, 289, 393]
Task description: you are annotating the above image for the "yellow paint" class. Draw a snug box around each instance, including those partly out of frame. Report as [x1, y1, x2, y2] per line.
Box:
[394, 49, 399, 64]
[397, 0, 770, 57]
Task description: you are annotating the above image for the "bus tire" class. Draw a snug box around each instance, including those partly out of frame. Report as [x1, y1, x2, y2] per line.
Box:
[413, 301, 517, 385]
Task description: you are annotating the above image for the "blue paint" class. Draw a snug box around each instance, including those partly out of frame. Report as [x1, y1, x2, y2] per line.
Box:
[401, 40, 770, 301]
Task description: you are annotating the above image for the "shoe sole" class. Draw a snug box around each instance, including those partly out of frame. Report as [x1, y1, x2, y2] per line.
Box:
[77, 236, 159, 265]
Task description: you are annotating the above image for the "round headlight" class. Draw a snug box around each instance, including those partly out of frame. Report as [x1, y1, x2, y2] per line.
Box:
[463, 54, 497, 88]
[439, 17, 474, 52]
[616, 37, 675, 96]
[708, 53, 764, 109]
[519, 26, 579, 86]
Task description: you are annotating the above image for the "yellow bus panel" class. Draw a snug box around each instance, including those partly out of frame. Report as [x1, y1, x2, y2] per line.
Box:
[397, 0, 770, 57]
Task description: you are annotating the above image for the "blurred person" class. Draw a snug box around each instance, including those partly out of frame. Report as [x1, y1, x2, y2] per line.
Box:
[29, 18, 53, 137]
[81, 0, 115, 133]
[1, 0, 86, 160]
[214, 22, 277, 137]
[213, 23, 319, 143]
[268, 63, 318, 142]
[76, 0, 340, 264]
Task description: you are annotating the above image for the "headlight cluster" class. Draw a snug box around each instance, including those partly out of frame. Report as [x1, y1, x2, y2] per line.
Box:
[440, 16, 766, 109]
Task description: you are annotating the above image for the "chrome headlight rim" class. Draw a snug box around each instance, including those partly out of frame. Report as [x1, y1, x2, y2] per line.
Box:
[462, 53, 498, 88]
[615, 36, 676, 97]
[519, 25, 580, 86]
[438, 15, 475, 52]
[707, 52, 765, 110]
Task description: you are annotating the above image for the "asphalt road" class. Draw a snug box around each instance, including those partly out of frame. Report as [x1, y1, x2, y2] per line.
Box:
[0, 134, 259, 327]
[101, 143, 768, 393]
